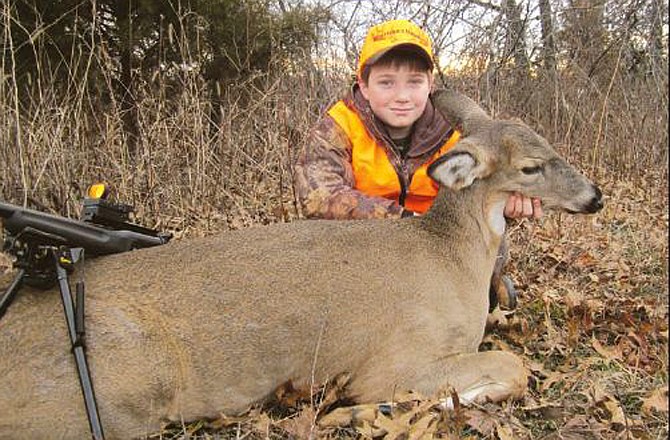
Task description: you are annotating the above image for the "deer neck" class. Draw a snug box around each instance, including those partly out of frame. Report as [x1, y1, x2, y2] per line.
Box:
[421, 183, 505, 258]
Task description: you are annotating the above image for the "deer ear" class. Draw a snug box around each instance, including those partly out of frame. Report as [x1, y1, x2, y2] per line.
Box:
[428, 149, 491, 190]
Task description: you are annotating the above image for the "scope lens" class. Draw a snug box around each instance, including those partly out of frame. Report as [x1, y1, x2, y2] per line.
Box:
[87, 184, 108, 199]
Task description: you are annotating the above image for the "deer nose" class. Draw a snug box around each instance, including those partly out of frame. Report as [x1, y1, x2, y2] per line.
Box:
[586, 186, 604, 213]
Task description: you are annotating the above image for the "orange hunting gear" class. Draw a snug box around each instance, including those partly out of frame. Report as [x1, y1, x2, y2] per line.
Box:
[357, 19, 434, 78]
[328, 101, 461, 214]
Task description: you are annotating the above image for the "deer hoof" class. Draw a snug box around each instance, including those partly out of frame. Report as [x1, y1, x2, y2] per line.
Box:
[498, 275, 518, 310]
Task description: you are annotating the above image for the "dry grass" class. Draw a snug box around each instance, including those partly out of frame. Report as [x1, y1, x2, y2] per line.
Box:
[0, 59, 349, 233]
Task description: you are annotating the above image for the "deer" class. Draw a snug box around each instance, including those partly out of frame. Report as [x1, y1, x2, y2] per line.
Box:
[0, 89, 603, 439]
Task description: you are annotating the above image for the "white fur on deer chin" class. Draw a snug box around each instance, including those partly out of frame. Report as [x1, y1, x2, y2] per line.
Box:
[487, 199, 507, 237]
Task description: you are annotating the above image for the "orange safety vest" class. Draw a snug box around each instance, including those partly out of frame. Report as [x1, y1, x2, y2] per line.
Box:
[328, 101, 461, 214]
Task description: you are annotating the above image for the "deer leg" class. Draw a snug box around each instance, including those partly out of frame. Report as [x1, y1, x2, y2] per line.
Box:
[440, 350, 527, 408]
[319, 350, 526, 428]
[489, 236, 517, 312]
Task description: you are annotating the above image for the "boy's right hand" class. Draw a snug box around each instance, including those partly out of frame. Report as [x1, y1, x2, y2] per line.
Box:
[504, 192, 543, 219]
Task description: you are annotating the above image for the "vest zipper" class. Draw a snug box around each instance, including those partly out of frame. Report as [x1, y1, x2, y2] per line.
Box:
[392, 152, 409, 207]
[399, 163, 409, 206]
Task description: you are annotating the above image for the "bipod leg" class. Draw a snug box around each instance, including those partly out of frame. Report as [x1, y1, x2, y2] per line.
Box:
[0, 268, 25, 321]
[54, 252, 105, 440]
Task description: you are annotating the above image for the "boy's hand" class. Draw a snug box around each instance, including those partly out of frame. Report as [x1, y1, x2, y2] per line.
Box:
[504, 192, 543, 219]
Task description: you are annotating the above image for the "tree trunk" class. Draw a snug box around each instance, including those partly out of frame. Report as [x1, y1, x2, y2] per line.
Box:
[538, 0, 557, 75]
[502, 0, 530, 73]
[565, 0, 607, 77]
[647, 0, 666, 70]
[110, 0, 140, 159]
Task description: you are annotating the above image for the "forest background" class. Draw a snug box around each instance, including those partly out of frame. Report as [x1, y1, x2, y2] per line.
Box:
[0, 0, 668, 438]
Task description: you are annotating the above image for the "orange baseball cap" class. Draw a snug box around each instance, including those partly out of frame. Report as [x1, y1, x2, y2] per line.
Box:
[357, 19, 434, 78]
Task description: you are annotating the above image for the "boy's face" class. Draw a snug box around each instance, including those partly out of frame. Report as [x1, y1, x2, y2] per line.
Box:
[359, 63, 433, 139]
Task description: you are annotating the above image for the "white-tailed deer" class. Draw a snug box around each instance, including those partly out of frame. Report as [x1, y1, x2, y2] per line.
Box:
[0, 89, 602, 439]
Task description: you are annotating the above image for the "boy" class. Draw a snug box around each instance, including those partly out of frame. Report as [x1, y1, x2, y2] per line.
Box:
[293, 19, 541, 309]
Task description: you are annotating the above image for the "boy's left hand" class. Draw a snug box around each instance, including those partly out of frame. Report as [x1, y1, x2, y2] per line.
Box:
[504, 192, 543, 219]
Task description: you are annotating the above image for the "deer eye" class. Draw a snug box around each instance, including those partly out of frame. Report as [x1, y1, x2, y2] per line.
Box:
[521, 165, 543, 175]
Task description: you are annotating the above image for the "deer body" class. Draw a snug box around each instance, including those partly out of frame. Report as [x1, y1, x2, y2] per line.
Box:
[1, 195, 495, 438]
[0, 90, 603, 439]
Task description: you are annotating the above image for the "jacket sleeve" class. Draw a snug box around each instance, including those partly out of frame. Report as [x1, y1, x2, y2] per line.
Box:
[293, 115, 404, 220]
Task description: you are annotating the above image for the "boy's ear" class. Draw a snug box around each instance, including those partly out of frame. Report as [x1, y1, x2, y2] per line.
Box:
[358, 76, 370, 100]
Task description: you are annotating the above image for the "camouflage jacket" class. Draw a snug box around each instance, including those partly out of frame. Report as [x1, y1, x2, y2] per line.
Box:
[293, 85, 455, 219]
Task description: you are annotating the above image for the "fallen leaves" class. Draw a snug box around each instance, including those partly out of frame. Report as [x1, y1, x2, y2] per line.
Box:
[497, 176, 668, 439]
[591, 337, 624, 362]
[319, 392, 535, 440]
[319, 391, 449, 439]
[590, 384, 629, 429]
[642, 387, 669, 415]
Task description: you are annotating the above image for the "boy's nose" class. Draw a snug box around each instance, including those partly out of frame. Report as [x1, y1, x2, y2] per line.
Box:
[395, 88, 411, 101]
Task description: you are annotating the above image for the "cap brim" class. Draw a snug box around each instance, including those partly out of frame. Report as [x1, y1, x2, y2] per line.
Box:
[361, 43, 434, 75]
